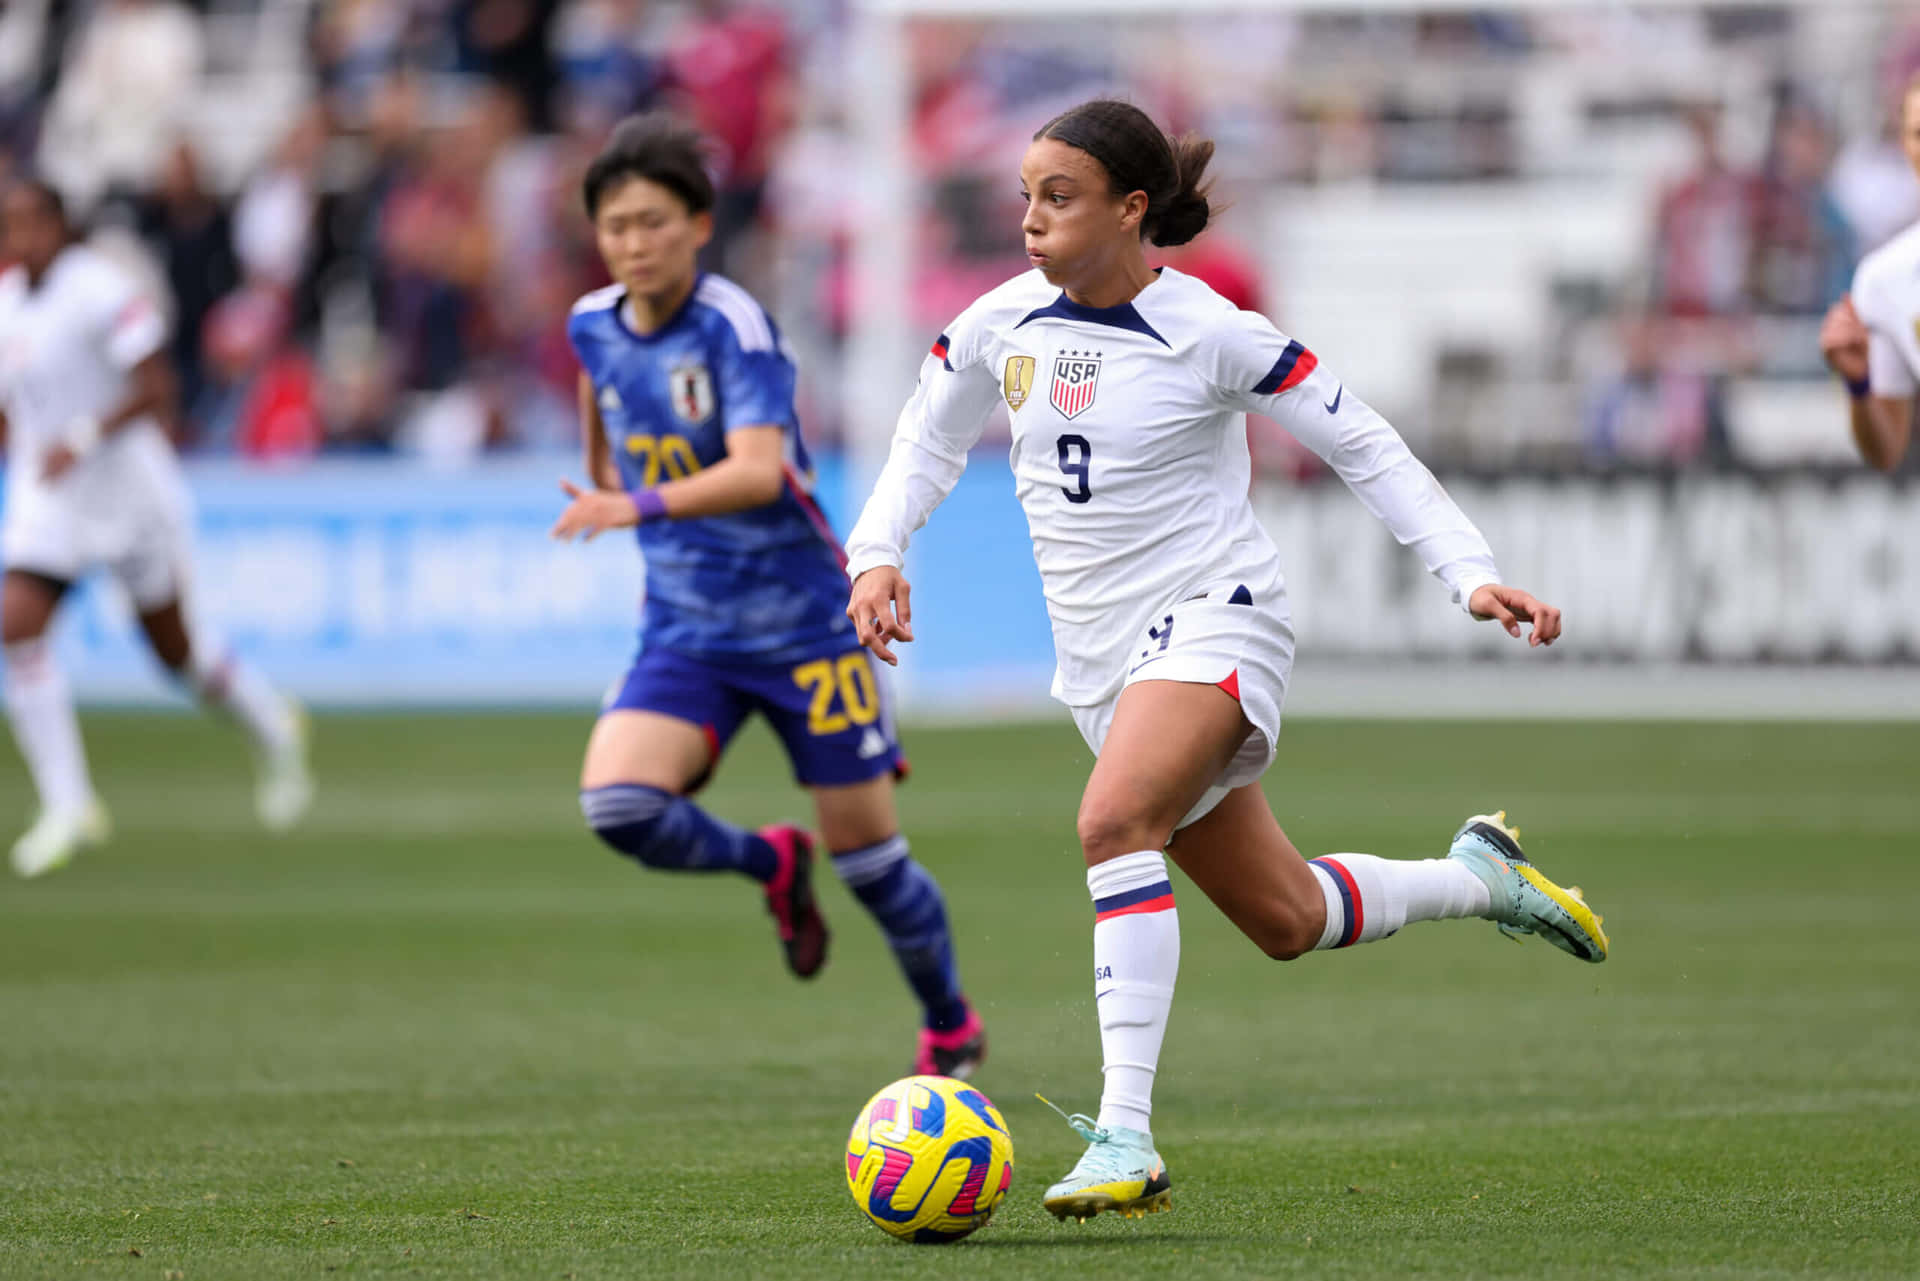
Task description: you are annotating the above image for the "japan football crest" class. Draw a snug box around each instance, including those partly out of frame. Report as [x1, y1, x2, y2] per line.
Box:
[1051, 351, 1101, 419]
[668, 361, 715, 424]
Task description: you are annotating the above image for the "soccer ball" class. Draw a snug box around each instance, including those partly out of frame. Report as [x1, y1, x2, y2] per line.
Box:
[844, 1074, 1014, 1243]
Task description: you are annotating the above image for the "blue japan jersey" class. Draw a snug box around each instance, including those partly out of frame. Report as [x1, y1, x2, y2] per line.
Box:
[567, 275, 854, 664]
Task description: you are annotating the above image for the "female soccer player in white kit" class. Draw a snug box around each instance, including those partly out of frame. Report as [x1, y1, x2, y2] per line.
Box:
[0, 178, 312, 877]
[844, 100, 1610, 1221]
[1819, 72, 1920, 471]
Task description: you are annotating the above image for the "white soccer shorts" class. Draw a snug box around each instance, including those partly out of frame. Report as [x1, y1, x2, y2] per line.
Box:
[1068, 579, 1294, 830]
[2, 439, 195, 611]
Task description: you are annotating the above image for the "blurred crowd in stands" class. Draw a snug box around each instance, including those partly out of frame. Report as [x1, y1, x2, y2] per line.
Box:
[0, 1, 1915, 469]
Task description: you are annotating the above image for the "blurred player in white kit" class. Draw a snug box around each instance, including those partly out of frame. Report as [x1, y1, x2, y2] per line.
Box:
[0, 177, 312, 877]
[1820, 73, 1919, 472]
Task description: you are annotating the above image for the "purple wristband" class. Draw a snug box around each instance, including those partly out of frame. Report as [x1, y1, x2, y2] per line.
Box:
[630, 488, 669, 523]
[1845, 374, 1871, 401]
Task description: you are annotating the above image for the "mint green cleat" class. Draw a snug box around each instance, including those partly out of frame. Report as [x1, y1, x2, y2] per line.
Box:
[1037, 1097, 1172, 1222]
[1448, 811, 1609, 963]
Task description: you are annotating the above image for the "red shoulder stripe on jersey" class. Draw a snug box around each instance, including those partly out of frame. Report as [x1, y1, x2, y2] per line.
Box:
[930, 333, 953, 371]
[1253, 340, 1317, 396]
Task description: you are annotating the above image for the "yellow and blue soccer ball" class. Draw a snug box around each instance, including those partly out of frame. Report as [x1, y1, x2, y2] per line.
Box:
[844, 1074, 1014, 1243]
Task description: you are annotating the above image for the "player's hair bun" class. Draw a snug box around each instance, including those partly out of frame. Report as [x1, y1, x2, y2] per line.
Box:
[1035, 100, 1218, 248]
[1149, 135, 1215, 247]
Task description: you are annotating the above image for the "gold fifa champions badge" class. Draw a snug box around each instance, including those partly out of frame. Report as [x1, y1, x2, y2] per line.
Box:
[1003, 355, 1035, 410]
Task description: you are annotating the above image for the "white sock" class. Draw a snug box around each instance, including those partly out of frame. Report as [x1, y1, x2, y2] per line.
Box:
[190, 648, 297, 757]
[1088, 849, 1179, 1135]
[4, 639, 94, 814]
[1309, 853, 1491, 949]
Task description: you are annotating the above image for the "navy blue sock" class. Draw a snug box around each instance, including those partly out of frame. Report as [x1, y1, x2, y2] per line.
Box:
[581, 784, 779, 882]
[833, 835, 969, 1030]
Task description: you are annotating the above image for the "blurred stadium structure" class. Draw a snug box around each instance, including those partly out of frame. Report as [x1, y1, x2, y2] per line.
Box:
[1, 0, 1917, 716]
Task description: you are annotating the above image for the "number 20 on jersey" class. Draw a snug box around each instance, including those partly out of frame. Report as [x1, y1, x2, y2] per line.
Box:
[625, 433, 703, 486]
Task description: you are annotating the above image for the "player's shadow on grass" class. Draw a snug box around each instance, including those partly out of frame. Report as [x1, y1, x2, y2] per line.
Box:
[964, 1231, 1235, 1249]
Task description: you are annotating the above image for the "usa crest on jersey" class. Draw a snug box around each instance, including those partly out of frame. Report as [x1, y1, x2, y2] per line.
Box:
[1051, 351, 1100, 419]
[668, 360, 715, 424]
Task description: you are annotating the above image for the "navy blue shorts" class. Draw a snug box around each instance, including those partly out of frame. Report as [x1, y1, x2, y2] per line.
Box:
[605, 643, 906, 790]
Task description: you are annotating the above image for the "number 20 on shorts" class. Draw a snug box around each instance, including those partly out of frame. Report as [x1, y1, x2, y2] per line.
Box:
[791, 653, 881, 736]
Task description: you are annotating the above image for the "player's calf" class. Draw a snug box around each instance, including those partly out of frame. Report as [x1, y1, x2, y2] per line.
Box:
[829, 833, 975, 1050]
[3, 634, 100, 853]
[579, 783, 780, 881]
[1239, 893, 1327, 962]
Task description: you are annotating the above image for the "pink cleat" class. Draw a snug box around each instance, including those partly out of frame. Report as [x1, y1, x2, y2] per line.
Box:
[914, 1007, 987, 1080]
[759, 824, 829, 978]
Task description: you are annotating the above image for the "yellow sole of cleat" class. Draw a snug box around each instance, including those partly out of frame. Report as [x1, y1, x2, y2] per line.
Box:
[1468, 810, 1608, 962]
[1045, 1189, 1172, 1222]
[1515, 864, 1610, 962]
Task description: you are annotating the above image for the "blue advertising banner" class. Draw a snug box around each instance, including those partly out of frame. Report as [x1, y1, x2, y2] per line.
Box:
[15, 458, 649, 705]
[17, 455, 1911, 712]
[6, 453, 1056, 708]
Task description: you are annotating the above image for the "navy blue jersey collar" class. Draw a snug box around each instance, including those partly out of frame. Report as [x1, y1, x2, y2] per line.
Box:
[612, 271, 705, 343]
[1016, 273, 1170, 347]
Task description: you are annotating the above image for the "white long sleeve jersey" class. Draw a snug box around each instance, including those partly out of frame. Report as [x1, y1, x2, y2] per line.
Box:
[0, 245, 171, 513]
[1851, 218, 1920, 396]
[844, 267, 1502, 706]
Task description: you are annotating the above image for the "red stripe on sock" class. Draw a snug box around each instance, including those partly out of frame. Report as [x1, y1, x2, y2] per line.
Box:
[1095, 893, 1175, 922]
[1319, 856, 1364, 946]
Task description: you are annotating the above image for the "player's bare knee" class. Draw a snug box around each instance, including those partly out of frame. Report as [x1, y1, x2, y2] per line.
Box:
[1, 586, 53, 646]
[1076, 800, 1171, 866]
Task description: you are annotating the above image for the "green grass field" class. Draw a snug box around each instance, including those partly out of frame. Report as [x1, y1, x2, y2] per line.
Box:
[1, 712, 1916, 1280]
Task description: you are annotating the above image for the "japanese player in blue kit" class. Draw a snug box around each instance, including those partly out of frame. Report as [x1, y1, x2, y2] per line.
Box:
[552, 113, 985, 1076]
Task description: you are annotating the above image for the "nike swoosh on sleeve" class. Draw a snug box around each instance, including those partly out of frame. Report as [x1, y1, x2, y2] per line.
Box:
[1324, 385, 1343, 413]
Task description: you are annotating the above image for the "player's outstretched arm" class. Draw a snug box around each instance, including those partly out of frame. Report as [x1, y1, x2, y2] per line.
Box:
[551, 425, 790, 540]
[642, 424, 786, 517]
[1820, 296, 1913, 472]
[847, 566, 913, 666]
[549, 478, 638, 540]
[1217, 316, 1507, 616]
[1468, 583, 1562, 648]
[42, 351, 176, 480]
